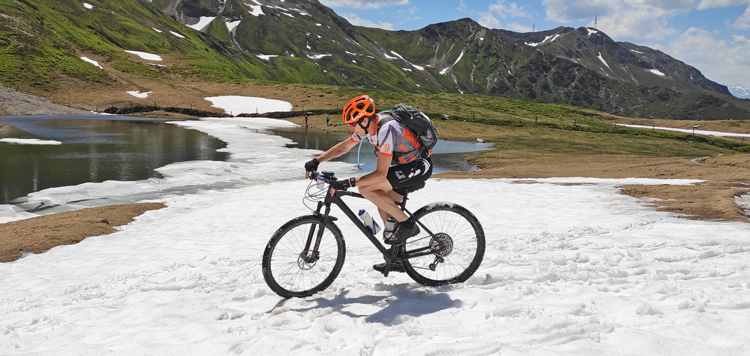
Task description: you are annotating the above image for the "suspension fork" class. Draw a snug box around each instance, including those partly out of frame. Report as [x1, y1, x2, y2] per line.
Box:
[302, 201, 332, 261]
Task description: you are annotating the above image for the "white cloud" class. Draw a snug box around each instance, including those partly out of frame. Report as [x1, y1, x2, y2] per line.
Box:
[506, 21, 534, 32]
[476, 0, 529, 30]
[489, 0, 529, 18]
[731, 5, 750, 29]
[477, 13, 502, 29]
[542, 0, 683, 40]
[319, 0, 409, 10]
[664, 27, 750, 87]
[342, 13, 395, 30]
[458, 0, 468, 13]
[697, 0, 750, 10]
[595, 8, 679, 40]
[542, 0, 612, 22]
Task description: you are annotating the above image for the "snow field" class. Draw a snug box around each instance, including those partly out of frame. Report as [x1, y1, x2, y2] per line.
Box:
[1, 101, 748, 354]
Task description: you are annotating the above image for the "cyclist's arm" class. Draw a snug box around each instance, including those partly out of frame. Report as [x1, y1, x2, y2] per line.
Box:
[315, 137, 358, 163]
[354, 153, 391, 188]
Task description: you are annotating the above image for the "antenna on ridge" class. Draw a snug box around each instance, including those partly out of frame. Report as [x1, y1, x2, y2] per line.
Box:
[532, 23, 535, 32]
[594, 16, 598, 28]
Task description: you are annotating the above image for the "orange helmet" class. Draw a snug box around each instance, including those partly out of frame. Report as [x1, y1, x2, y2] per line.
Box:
[342, 95, 375, 124]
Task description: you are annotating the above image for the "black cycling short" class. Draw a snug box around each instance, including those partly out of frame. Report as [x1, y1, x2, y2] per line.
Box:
[387, 157, 432, 194]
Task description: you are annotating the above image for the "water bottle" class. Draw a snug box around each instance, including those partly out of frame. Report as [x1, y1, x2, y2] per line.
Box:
[358, 209, 381, 234]
[383, 217, 396, 239]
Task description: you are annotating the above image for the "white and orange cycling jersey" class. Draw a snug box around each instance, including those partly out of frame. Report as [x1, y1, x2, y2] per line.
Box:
[349, 112, 423, 165]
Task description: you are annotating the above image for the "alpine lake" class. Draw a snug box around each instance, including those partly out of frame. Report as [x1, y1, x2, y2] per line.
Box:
[0, 116, 494, 205]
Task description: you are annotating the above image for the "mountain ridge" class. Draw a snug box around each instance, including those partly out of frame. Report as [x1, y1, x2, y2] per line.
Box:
[1, 0, 749, 120]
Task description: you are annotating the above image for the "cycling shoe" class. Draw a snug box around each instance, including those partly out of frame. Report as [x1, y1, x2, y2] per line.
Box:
[384, 222, 419, 245]
[373, 262, 405, 273]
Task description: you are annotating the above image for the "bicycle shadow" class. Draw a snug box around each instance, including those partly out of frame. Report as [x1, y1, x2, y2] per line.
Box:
[275, 284, 462, 325]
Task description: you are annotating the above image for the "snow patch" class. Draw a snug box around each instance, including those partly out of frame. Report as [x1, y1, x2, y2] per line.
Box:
[597, 52, 611, 70]
[0, 138, 62, 145]
[170, 31, 186, 39]
[226, 20, 241, 32]
[125, 50, 162, 61]
[527, 34, 561, 47]
[187, 17, 215, 31]
[81, 57, 102, 69]
[152, 27, 162, 33]
[83, 3, 93, 10]
[309, 54, 331, 60]
[256, 54, 278, 61]
[247, 4, 264, 17]
[441, 51, 464, 74]
[204, 96, 292, 115]
[619, 124, 750, 138]
[127, 91, 153, 99]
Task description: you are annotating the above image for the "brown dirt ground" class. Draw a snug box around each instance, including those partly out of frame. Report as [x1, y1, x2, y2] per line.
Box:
[0, 203, 165, 263]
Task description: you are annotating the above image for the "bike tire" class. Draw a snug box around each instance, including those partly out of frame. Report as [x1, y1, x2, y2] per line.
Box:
[262, 215, 346, 298]
[402, 203, 485, 286]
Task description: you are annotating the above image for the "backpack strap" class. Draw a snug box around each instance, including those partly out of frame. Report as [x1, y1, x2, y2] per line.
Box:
[376, 112, 422, 165]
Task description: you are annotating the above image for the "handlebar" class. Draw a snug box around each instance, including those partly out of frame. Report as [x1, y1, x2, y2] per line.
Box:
[309, 170, 336, 182]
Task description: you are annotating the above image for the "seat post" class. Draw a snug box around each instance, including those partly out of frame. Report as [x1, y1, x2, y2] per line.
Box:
[398, 191, 409, 210]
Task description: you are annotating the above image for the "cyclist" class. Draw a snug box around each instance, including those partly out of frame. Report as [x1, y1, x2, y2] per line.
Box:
[304, 95, 433, 271]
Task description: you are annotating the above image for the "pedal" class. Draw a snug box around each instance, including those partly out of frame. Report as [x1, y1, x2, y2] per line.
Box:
[382, 245, 401, 277]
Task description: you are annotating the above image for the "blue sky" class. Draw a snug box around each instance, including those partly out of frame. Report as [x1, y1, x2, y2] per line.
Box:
[319, 0, 750, 91]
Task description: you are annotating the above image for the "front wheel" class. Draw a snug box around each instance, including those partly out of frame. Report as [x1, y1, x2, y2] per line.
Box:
[402, 203, 485, 286]
[262, 215, 346, 298]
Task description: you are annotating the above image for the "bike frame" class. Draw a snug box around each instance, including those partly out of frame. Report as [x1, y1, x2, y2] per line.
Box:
[307, 184, 438, 265]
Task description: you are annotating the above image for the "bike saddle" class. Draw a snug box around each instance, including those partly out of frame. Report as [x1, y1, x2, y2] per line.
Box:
[395, 182, 425, 195]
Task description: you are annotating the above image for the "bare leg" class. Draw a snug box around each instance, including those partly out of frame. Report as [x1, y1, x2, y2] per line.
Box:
[358, 180, 408, 223]
[375, 190, 404, 223]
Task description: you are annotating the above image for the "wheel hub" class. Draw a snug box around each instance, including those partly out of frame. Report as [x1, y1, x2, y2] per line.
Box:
[297, 250, 319, 270]
[429, 233, 453, 257]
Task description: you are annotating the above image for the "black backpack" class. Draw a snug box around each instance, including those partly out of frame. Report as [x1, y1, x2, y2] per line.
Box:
[389, 103, 438, 156]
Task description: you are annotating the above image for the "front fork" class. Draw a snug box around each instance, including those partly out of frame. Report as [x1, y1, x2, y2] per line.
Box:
[301, 201, 331, 264]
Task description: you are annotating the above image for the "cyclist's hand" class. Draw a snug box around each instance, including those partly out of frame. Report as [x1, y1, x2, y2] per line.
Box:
[329, 179, 351, 191]
[304, 158, 319, 178]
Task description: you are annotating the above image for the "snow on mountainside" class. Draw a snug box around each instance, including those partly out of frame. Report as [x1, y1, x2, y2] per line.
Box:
[729, 84, 750, 99]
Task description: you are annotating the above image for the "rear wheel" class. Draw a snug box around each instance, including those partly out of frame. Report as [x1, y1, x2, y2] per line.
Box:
[262, 216, 345, 298]
[402, 203, 485, 286]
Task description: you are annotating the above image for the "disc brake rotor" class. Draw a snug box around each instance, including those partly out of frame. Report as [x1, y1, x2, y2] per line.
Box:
[297, 250, 319, 270]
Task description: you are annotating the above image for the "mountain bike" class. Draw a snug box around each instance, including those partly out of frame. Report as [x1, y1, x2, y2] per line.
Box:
[262, 171, 486, 298]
